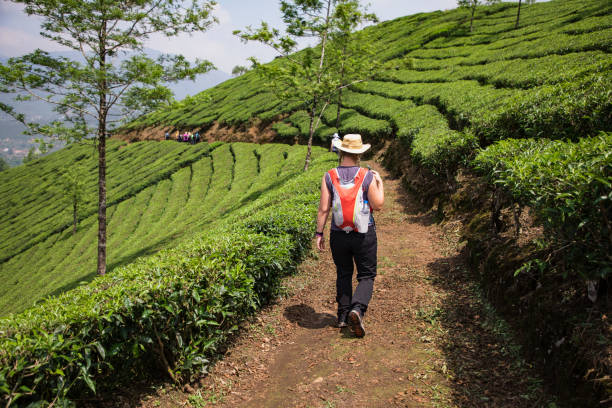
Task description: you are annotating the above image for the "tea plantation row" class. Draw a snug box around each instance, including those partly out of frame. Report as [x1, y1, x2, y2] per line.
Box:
[0, 141, 328, 315]
[0, 145, 336, 405]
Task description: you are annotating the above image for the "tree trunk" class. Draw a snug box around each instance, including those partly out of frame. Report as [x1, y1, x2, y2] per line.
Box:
[317, 0, 332, 73]
[470, 6, 475, 32]
[97, 117, 107, 275]
[336, 44, 347, 130]
[97, 21, 108, 276]
[335, 88, 342, 130]
[73, 201, 77, 236]
[303, 103, 316, 171]
[515, 0, 522, 29]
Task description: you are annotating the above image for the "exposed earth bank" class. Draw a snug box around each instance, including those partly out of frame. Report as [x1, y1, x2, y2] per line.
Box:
[115, 121, 280, 145]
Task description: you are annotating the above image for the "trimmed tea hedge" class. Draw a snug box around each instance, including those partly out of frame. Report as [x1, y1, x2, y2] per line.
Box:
[473, 132, 612, 280]
[0, 151, 336, 406]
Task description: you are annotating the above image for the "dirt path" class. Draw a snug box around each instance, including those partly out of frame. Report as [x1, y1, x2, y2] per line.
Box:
[131, 161, 556, 408]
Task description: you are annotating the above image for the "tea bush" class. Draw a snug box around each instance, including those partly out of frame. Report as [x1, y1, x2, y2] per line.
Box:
[473, 133, 612, 280]
[0, 141, 217, 264]
[320, 104, 393, 139]
[379, 51, 611, 89]
[271, 122, 300, 140]
[474, 73, 612, 143]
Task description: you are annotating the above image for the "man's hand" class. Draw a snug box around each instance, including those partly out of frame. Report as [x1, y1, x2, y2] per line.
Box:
[316, 235, 325, 251]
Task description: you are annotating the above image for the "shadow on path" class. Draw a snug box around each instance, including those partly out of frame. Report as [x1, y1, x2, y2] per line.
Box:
[283, 304, 336, 329]
[423, 251, 556, 407]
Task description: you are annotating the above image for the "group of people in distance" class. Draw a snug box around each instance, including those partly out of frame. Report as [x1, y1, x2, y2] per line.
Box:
[165, 131, 201, 144]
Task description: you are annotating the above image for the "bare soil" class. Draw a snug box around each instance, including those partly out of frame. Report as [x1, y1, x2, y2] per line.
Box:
[115, 126, 174, 142]
[104, 161, 557, 408]
[114, 120, 280, 144]
[201, 120, 278, 144]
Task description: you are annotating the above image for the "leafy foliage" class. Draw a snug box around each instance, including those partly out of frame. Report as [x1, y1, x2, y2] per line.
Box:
[474, 133, 612, 280]
[234, 0, 379, 169]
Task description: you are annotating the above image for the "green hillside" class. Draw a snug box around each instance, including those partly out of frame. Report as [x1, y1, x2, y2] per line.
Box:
[124, 0, 612, 277]
[117, 1, 612, 400]
[0, 140, 329, 315]
[125, 0, 611, 155]
[0, 0, 610, 403]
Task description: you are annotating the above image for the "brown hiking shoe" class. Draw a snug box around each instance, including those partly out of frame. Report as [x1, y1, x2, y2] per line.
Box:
[348, 309, 365, 338]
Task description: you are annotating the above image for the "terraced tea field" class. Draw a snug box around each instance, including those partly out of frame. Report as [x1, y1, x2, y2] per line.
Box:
[0, 141, 327, 315]
[125, 0, 610, 159]
[1, 0, 610, 404]
[117, 2, 612, 400]
[124, 0, 611, 282]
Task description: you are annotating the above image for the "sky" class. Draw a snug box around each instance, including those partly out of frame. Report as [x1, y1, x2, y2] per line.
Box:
[0, 0, 462, 73]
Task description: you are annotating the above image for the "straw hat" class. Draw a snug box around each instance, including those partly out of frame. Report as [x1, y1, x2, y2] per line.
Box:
[332, 134, 371, 154]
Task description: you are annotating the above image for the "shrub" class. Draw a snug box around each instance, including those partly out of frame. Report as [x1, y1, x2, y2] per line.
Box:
[475, 74, 612, 143]
[473, 133, 612, 280]
[272, 122, 300, 140]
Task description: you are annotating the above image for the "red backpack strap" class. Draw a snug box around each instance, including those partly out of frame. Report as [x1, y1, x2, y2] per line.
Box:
[327, 168, 339, 184]
[328, 167, 367, 190]
[354, 168, 367, 188]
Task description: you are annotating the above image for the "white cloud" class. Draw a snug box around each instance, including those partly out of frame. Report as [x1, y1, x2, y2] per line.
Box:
[369, 0, 459, 21]
[0, 1, 26, 14]
[213, 3, 232, 25]
[0, 2, 71, 56]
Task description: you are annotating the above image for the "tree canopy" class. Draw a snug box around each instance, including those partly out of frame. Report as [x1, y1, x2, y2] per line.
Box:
[0, 0, 218, 275]
[235, 0, 377, 170]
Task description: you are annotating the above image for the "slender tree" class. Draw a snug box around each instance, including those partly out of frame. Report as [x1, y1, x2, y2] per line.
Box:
[328, 0, 378, 130]
[515, 0, 535, 29]
[515, 0, 522, 29]
[235, 0, 376, 171]
[0, 0, 217, 276]
[58, 166, 86, 235]
[21, 146, 39, 164]
[457, 0, 500, 32]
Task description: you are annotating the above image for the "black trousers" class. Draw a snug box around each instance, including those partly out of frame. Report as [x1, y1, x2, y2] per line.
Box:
[330, 227, 377, 317]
